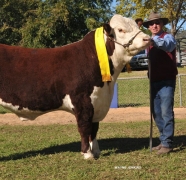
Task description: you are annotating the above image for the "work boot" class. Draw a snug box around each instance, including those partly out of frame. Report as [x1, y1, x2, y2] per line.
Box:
[152, 144, 162, 151]
[157, 147, 173, 155]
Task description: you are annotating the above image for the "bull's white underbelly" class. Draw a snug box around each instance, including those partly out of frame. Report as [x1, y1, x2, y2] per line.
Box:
[0, 98, 44, 120]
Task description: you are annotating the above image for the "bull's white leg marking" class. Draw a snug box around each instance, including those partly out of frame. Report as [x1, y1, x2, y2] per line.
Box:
[19, 117, 29, 121]
[81, 139, 100, 159]
[81, 147, 94, 159]
[90, 138, 100, 159]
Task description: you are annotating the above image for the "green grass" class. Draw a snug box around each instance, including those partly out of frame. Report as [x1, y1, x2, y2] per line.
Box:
[117, 78, 149, 107]
[0, 119, 186, 179]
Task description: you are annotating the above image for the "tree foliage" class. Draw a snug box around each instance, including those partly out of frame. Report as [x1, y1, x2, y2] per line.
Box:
[115, 0, 186, 37]
[0, 0, 40, 45]
[0, 0, 113, 47]
[2, 0, 184, 47]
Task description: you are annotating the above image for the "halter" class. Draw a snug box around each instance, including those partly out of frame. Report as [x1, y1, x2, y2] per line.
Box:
[105, 30, 142, 52]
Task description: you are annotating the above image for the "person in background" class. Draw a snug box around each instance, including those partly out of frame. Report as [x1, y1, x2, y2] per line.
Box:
[135, 18, 143, 29]
[143, 11, 178, 155]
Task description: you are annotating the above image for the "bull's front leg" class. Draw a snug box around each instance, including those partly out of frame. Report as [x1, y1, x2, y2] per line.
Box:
[78, 121, 94, 159]
[89, 122, 100, 159]
[78, 122, 101, 159]
[73, 95, 98, 159]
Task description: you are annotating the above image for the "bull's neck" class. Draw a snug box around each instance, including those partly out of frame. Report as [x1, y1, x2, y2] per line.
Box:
[110, 54, 131, 82]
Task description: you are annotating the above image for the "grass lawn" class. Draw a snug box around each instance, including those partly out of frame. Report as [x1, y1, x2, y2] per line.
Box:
[0, 119, 186, 179]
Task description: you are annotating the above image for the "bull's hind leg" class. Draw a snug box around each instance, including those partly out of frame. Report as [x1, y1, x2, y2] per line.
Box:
[89, 122, 101, 159]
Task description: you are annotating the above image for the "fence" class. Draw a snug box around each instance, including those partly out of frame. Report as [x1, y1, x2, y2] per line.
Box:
[116, 74, 186, 108]
[176, 37, 186, 66]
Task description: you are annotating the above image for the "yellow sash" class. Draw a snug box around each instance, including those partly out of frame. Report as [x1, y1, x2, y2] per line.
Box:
[95, 27, 111, 81]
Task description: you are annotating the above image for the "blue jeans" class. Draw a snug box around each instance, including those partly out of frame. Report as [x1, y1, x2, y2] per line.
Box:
[151, 80, 176, 148]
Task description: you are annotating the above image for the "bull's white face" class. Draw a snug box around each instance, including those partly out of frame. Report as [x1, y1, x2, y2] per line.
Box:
[109, 14, 150, 62]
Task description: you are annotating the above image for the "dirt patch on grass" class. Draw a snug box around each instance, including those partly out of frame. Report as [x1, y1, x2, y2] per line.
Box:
[0, 107, 185, 126]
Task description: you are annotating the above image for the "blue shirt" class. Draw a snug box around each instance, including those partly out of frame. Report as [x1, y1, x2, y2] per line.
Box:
[152, 31, 176, 52]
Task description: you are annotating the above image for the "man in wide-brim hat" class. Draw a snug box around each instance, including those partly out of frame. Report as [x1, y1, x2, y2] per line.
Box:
[143, 11, 168, 28]
[143, 11, 178, 155]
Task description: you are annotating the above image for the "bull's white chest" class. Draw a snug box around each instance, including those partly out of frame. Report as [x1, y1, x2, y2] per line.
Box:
[60, 83, 114, 122]
[61, 83, 114, 122]
[90, 84, 114, 122]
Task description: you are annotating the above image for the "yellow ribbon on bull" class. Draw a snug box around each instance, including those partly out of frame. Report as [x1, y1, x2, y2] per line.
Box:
[95, 27, 111, 82]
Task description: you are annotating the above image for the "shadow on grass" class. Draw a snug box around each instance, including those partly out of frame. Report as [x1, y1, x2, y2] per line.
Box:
[0, 135, 185, 161]
[100, 135, 186, 157]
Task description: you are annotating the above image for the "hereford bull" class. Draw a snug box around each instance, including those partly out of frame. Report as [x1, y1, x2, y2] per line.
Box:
[0, 14, 150, 159]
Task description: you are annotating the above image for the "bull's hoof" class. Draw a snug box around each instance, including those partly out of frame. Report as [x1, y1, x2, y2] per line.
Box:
[93, 151, 100, 159]
[81, 139, 101, 159]
[81, 151, 100, 159]
[81, 150, 94, 159]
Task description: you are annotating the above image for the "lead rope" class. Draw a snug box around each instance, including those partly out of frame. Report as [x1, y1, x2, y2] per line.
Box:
[148, 47, 153, 153]
[105, 31, 142, 73]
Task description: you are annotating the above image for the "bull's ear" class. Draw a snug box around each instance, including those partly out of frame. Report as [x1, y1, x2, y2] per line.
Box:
[103, 23, 112, 36]
[103, 23, 115, 56]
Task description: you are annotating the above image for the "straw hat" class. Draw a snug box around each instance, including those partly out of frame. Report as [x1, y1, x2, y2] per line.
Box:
[143, 12, 169, 28]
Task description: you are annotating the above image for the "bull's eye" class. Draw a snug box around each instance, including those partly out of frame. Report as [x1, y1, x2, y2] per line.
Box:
[118, 29, 125, 33]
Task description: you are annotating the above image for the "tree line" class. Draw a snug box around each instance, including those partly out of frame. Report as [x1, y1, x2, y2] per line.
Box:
[0, 0, 113, 47]
[0, 0, 185, 48]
